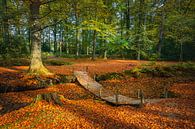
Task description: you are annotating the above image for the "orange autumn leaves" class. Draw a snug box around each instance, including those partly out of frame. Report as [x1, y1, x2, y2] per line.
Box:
[0, 82, 194, 129]
[0, 60, 195, 129]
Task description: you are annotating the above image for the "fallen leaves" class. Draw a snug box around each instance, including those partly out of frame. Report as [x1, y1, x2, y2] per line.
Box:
[0, 60, 194, 129]
[170, 83, 195, 99]
[0, 81, 194, 129]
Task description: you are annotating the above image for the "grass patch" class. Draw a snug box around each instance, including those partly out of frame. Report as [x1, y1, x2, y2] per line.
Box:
[96, 72, 124, 81]
[0, 57, 73, 67]
[0, 58, 30, 66]
[124, 62, 195, 78]
[160, 91, 180, 98]
[44, 59, 73, 66]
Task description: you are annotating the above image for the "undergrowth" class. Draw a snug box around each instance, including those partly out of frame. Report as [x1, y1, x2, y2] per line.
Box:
[44, 59, 73, 66]
[97, 62, 195, 81]
[124, 62, 195, 78]
[96, 72, 124, 81]
[0, 58, 73, 67]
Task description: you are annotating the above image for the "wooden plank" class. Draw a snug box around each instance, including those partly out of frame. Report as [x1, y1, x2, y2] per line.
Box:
[74, 71, 162, 105]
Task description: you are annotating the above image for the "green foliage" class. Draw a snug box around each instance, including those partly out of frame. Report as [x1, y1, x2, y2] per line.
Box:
[148, 53, 159, 61]
[161, 0, 195, 61]
[0, 0, 194, 61]
[96, 72, 124, 81]
[125, 62, 195, 78]
[42, 52, 54, 59]
[0, 36, 29, 58]
[108, 36, 129, 54]
[141, 61, 157, 67]
[53, 53, 91, 59]
[171, 62, 195, 71]
[130, 67, 142, 78]
[0, 58, 30, 67]
[128, 26, 158, 59]
[81, 20, 116, 42]
[57, 75, 76, 83]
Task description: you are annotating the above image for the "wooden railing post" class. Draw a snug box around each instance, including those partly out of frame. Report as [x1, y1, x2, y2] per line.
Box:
[164, 87, 168, 98]
[115, 94, 118, 105]
[93, 74, 97, 81]
[99, 88, 102, 97]
[137, 89, 141, 98]
[140, 90, 145, 107]
[115, 86, 119, 105]
[86, 66, 88, 72]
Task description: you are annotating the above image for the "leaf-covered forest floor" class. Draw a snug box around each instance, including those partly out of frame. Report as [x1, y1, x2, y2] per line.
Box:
[0, 59, 194, 129]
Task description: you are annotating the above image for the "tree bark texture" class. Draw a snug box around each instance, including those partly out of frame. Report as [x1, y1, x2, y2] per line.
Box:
[28, 0, 51, 75]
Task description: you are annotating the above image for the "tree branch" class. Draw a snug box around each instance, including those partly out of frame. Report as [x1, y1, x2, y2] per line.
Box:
[32, 19, 63, 33]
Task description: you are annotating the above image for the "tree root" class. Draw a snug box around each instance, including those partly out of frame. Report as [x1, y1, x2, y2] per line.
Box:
[33, 93, 64, 106]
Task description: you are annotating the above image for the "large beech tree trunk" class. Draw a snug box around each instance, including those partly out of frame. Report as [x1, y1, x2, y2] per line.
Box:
[28, 0, 51, 75]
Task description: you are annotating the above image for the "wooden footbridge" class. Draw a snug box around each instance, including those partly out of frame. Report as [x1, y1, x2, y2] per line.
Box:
[74, 71, 162, 106]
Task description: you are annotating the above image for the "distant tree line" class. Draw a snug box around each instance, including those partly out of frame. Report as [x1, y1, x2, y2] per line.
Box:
[0, 0, 194, 62]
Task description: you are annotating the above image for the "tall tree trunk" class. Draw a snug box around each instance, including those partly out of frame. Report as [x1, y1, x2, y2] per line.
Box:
[103, 40, 107, 60]
[28, 0, 51, 75]
[86, 46, 89, 56]
[74, 2, 80, 57]
[64, 21, 69, 55]
[179, 41, 183, 61]
[2, 0, 9, 53]
[92, 30, 97, 60]
[59, 42, 62, 56]
[66, 42, 69, 54]
[104, 50, 107, 60]
[53, 20, 57, 54]
[48, 28, 51, 52]
[86, 31, 90, 55]
[59, 24, 63, 56]
[125, 0, 130, 30]
[137, 0, 145, 60]
[76, 28, 80, 57]
[16, 3, 21, 36]
[137, 44, 141, 60]
[157, 12, 165, 58]
[120, 12, 123, 38]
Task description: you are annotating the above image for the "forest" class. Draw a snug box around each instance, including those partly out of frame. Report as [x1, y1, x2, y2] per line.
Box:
[0, 0, 195, 128]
